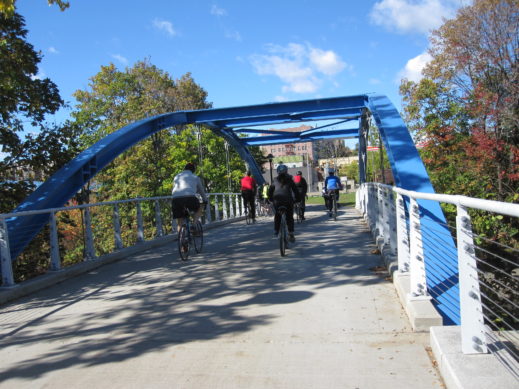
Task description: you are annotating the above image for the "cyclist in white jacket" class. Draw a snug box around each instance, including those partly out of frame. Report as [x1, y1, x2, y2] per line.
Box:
[171, 163, 208, 232]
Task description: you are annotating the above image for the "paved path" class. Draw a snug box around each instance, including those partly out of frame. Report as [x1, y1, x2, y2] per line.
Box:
[0, 205, 444, 388]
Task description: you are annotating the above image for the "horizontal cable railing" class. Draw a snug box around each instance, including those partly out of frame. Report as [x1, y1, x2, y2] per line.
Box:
[356, 183, 519, 376]
[0, 193, 244, 287]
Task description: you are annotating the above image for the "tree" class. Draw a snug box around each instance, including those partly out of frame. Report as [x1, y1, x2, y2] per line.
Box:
[315, 139, 353, 159]
[423, 0, 518, 200]
[0, 12, 81, 212]
[0, 1, 69, 16]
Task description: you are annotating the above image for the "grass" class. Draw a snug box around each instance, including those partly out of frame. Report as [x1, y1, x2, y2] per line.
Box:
[306, 192, 356, 207]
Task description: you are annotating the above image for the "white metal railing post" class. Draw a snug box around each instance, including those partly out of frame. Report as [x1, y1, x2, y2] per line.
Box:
[136, 201, 144, 243]
[205, 197, 212, 224]
[408, 197, 428, 299]
[378, 186, 384, 241]
[83, 207, 96, 260]
[154, 200, 163, 237]
[457, 205, 487, 354]
[381, 186, 391, 247]
[0, 218, 15, 287]
[396, 193, 410, 272]
[215, 195, 220, 221]
[235, 195, 240, 218]
[49, 212, 61, 271]
[113, 204, 123, 250]
[229, 194, 235, 218]
[222, 195, 228, 220]
[387, 190, 398, 256]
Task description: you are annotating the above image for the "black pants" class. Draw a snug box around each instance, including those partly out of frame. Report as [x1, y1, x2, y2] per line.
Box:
[273, 200, 294, 233]
[241, 190, 255, 219]
[297, 191, 306, 215]
[325, 189, 339, 211]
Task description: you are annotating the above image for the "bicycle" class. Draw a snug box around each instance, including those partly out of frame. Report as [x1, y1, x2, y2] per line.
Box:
[330, 189, 339, 221]
[244, 202, 253, 224]
[295, 201, 305, 223]
[177, 205, 204, 261]
[277, 206, 289, 256]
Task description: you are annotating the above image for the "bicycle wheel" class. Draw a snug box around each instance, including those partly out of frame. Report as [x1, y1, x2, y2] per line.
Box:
[178, 224, 190, 261]
[193, 220, 204, 253]
[245, 205, 252, 225]
[295, 204, 302, 224]
[333, 196, 337, 221]
[279, 213, 287, 256]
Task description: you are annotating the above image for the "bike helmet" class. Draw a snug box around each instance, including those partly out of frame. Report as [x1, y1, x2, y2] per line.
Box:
[296, 171, 302, 175]
[328, 168, 335, 174]
[276, 164, 288, 174]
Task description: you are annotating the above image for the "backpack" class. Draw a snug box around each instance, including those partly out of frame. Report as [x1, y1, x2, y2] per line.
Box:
[294, 175, 302, 184]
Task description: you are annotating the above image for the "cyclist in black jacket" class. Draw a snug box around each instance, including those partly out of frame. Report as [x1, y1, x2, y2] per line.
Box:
[293, 171, 308, 220]
[268, 164, 301, 242]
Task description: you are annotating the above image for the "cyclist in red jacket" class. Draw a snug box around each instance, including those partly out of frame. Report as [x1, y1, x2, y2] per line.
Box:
[240, 171, 257, 222]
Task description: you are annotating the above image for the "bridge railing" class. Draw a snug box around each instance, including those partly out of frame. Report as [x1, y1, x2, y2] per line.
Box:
[356, 183, 519, 362]
[0, 193, 244, 287]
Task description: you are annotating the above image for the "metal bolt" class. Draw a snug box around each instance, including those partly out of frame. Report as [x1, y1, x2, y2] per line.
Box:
[464, 244, 475, 254]
[416, 255, 423, 262]
[468, 291, 479, 300]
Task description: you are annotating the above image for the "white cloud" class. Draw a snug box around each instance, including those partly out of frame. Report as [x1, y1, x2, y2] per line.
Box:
[211, 4, 227, 17]
[309, 48, 346, 75]
[48, 46, 59, 54]
[369, 78, 381, 85]
[398, 51, 432, 82]
[250, 43, 348, 95]
[152, 18, 177, 37]
[111, 54, 129, 65]
[370, 0, 459, 34]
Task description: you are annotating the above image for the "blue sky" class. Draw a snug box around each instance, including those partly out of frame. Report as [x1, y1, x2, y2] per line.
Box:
[17, 0, 470, 127]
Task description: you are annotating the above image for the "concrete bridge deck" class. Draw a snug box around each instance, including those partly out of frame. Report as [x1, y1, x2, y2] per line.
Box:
[0, 205, 443, 388]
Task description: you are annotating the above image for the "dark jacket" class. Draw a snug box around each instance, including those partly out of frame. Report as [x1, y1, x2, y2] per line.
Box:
[294, 175, 308, 195]
[268, 174, 301, 203]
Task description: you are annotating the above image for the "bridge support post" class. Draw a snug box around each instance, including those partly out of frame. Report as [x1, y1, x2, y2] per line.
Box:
[456, 205, 487, 354]
[408, 198, 429, 299]
[49, 212, 61, 271]
[0, 218, 15, 287]
[113, 204, 123, 250]
[396, 193, 410, 272]
[154, 200, 163, 237]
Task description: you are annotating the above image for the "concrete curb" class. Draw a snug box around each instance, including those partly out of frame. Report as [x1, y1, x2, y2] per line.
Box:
[430, 326, 519, 389]
[0, 217, 243, 306]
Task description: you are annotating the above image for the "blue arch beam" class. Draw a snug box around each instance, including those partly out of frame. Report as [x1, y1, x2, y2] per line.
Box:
[6, 93, 460, 325]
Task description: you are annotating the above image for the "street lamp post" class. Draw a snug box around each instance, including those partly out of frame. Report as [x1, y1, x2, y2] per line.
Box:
[267, 153, 274, 184]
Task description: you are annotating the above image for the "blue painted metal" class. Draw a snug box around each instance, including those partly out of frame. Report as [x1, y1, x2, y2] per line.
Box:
[6, 93, 460, 324]
[367, 94, 459, 324]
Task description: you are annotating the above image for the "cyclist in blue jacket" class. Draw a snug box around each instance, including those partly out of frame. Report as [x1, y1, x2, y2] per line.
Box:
[324, 168, 342, 217]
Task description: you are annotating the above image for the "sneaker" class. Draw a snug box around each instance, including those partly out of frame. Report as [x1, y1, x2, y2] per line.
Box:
[288, 233, 296, 243]
[273, 231, 279, 238]
[328, 212, 332, 217]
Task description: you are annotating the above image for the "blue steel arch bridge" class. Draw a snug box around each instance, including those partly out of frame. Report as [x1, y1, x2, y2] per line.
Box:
[6, 93, 458, 325]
